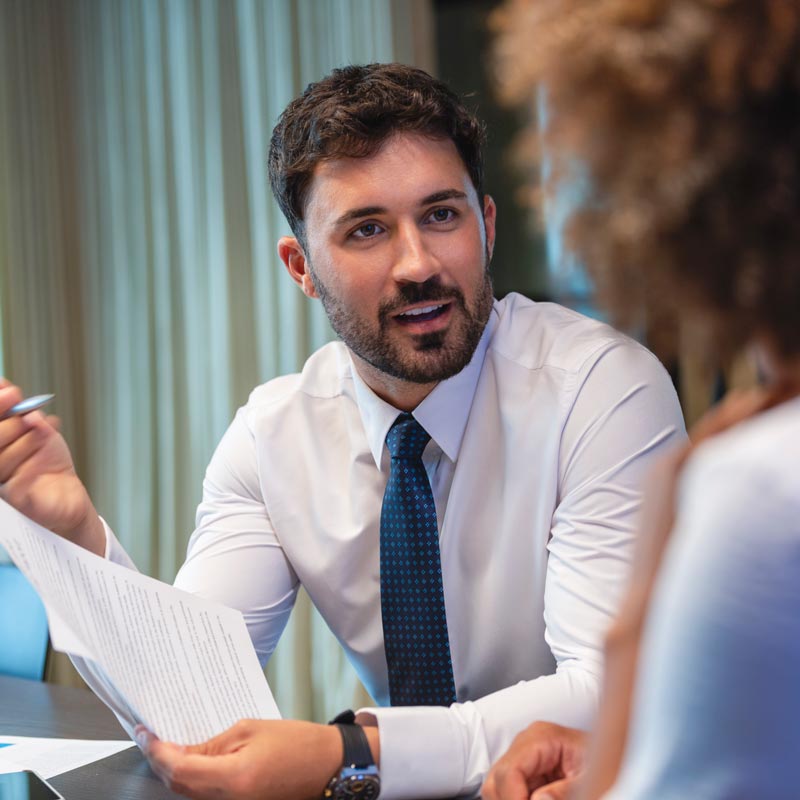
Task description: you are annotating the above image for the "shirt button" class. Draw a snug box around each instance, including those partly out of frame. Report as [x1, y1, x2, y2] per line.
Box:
[457, 686, 469, 702]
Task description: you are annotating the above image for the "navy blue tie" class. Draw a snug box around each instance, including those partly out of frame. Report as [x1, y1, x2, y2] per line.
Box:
[380, 413, 456, 706]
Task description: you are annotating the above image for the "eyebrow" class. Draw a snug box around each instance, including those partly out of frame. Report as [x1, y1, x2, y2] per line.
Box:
[420, 189, 468, 205]
[332, 188, 469, 228]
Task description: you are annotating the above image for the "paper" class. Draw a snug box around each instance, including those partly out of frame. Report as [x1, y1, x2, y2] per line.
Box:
[0, 500, 280, 744]
[0, 735, 134, 779]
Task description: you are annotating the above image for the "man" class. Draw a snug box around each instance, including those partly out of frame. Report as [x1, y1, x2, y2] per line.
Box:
[0, 64, 683, 799]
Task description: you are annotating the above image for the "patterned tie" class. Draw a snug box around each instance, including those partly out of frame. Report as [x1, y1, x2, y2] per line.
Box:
[380, 413, 456, 706]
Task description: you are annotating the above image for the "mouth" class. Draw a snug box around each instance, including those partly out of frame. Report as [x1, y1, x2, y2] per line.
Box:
[393, 302, 452, 327]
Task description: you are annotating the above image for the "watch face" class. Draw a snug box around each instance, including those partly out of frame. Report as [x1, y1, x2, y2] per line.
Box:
[328, 767, 380, 800]
[337, 775, 380, 800]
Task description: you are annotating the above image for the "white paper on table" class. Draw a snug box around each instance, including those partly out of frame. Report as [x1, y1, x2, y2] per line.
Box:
[0, 735, 134, 779]
[0, 499, 280, 744]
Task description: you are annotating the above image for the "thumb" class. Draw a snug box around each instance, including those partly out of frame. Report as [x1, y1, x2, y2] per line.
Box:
[181, 721, 253, 756]
[531, 776, 578, 800]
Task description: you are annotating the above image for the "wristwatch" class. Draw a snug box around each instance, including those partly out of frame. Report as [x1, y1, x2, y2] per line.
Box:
[323, 709, 381, 800]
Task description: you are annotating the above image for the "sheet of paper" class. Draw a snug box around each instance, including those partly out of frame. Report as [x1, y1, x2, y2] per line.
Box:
[0, 735, 133, 779]
[0, 499, 280, 744]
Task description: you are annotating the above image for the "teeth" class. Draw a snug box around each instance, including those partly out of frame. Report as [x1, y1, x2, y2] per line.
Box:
[400, 304, 444, 317]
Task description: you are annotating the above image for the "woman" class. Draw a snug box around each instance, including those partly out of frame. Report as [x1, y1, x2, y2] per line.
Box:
[486, 1, 800, 798]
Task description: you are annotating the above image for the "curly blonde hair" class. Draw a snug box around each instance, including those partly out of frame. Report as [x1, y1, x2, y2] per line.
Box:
[493, 0, 800, 357]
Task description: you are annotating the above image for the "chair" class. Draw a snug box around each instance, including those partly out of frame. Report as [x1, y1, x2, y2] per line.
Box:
[0, 564, 50, 680]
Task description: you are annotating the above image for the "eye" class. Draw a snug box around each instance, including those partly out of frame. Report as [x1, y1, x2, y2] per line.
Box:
[351, 221, 384, 240]
[427, 207, 457, 224]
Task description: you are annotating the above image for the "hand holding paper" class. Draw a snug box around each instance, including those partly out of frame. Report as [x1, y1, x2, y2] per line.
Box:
[0, 499, 280, 744]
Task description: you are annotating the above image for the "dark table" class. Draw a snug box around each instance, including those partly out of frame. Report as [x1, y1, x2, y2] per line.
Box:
[0, 674, 183, 799]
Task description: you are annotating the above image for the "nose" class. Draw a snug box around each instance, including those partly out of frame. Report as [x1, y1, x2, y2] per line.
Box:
[391, 222, 441, 284]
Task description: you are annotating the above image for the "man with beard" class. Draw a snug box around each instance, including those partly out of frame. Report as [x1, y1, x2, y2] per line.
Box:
[0, 64, 683, 799]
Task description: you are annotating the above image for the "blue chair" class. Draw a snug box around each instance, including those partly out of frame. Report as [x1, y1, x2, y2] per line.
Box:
[0, 564, 50, 680]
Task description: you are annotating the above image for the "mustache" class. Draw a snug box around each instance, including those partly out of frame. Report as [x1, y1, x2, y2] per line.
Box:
[378, 279, 465, 321]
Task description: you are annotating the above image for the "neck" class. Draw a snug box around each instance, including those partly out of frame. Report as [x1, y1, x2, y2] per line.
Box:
[756, 336, 800, 393]
[350, 353, 438, 412]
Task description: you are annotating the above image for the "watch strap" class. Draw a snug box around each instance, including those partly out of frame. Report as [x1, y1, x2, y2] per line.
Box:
[335, 720, 373, 769]
[329, 709, 357, 725]
[324, 710, 380, 800]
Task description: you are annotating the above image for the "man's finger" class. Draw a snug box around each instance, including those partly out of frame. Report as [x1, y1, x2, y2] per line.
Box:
[0, 427, 47, 483]
[0, 384, 22, 415]
[0, 415, 27, 451]
[134, 725, 159, 752]
[531, 776, 577, 800]
[142, 738, 218, 798]
[141, 739, 188, 788]
[493, 767, 541, 800]
[148, 741, 250, 799]
[146, 738, 186, 774]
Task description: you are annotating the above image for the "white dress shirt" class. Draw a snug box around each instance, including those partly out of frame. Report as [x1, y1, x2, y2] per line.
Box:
[605, 396, 800, 800]
[100, 293, 684, 798]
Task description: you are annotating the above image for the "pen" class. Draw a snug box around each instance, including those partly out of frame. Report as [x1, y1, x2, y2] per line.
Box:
[0, 393, 55, 420]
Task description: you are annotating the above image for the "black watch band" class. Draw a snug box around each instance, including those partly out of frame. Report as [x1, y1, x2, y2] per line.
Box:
[336, 719, 373, 768]
[324, 710, 380, 800]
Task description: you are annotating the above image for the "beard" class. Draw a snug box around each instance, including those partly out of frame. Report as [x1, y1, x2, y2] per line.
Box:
[310, 255, 494, 384]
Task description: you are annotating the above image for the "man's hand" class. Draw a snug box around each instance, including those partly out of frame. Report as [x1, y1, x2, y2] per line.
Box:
[482, 722, 587, 800]
[0, 378, 105, 555]
[136, 719, 359, 800]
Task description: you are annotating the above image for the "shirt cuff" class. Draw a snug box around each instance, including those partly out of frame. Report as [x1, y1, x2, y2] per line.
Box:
[357, 703, 488, 800]
[99, 516, 138, 571]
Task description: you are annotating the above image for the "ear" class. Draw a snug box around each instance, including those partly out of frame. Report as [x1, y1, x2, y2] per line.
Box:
[278, 236, 318, 299]
[482, 195, 497, 261]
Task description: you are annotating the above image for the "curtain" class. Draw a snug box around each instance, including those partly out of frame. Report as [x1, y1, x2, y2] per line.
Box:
[0, 0, 434, 722]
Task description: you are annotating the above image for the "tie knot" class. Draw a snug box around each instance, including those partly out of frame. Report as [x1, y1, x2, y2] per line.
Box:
[385, 413, 431, 460]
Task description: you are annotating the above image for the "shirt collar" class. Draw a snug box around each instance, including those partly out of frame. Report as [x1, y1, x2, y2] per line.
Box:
[350, 304, 498, 469]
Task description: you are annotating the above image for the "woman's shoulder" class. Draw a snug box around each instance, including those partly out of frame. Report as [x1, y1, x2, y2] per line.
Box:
[691, 395, 800, 474]
[681, 395, 800, 527]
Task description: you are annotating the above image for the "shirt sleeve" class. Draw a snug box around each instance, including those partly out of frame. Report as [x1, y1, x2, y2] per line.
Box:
[173, 405, 300, 666]
[362, 341, 686, 799]
[100, 405, 299, 662]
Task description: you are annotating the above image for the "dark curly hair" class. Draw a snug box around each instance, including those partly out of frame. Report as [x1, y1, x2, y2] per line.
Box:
[494, 0, 800, 358]
[268, 63, 486, 249]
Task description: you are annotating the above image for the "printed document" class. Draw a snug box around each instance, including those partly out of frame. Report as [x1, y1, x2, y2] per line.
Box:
[0, 499, 280, 744]
[0, 735, 134, 778]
